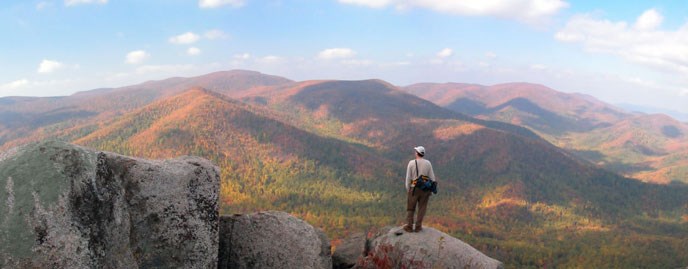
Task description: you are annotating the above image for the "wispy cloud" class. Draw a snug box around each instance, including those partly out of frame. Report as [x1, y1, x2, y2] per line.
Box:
[339, 0, 391, 8]
[341, 59, 373, 66]
[64, 0, 107, 7]
[318, 48, 356, 60]
[338, 0, 568, 22]
[136, 64, 195, 74]
[436, 48, 453, 58]
[530, 64, 547, 70]
[187, 47, 201, 56]
[169, 32, 200, 44]
[125, 50, 149, 64]
[256, 55, 284, 64]
[0, 79, 29, 90]
[199, 0, 244, 8]
[555, 9, 688, 75]
[36, 1, 52, 10]
[204, 29, 229, 40]
[234, 53, 251, 60]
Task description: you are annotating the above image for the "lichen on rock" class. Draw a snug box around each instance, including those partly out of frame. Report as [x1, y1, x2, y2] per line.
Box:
[0, 140, 220, 268]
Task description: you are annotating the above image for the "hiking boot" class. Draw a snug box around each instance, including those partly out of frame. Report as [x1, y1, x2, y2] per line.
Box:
[403, 225, 414, 232]
[414, 226, 423, 232]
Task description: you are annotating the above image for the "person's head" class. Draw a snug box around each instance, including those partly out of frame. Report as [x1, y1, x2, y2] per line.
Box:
[414, 146, 425, 158]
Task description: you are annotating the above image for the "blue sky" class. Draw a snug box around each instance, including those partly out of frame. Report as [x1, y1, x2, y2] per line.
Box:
[1, 0, 687, 114]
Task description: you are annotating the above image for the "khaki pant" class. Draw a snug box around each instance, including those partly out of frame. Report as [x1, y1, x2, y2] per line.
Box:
[406, 188, 431, 228]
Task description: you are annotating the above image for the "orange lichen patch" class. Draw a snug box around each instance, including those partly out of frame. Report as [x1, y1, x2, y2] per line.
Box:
[433, 123, 484, 140]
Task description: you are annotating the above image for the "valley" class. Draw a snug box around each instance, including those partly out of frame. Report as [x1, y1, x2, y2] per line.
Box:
[1, 70, 687, 268]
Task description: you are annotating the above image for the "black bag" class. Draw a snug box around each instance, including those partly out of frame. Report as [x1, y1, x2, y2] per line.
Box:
[414, 160, 433, 192]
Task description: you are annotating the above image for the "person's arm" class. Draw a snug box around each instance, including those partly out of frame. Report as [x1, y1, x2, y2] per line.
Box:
[428, 161, 436, 182]
[405, 161, 413, 191]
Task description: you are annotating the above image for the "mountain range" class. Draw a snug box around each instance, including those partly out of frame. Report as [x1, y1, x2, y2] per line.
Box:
[404, 82, 688, 184]
[1, 70, 687, 268]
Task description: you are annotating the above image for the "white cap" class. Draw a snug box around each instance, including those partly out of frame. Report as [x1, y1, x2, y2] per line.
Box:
[414, 146, 425, 155]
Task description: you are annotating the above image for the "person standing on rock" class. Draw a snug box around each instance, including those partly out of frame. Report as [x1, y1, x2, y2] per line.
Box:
[404, 146, 436, 233]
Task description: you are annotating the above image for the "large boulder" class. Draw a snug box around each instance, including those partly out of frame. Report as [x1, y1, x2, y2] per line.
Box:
[355, 226, 503, 269]
[219, 211, 332, 269]
[0, 141, 220, 268]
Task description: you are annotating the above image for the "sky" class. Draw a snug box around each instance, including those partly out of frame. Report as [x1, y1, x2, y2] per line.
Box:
[1, 0, 687, 114]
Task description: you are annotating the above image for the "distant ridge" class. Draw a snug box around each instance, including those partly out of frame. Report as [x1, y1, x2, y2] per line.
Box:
[617, 102, 688, 122]
[403, 82, 688, 184]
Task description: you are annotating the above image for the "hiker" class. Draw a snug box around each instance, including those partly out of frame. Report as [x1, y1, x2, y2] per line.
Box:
[404, 146, 436, 233]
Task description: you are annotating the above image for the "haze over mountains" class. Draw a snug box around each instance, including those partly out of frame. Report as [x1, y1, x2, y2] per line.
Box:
[1, 70, 687, 268]
[404, 82, 688, 184]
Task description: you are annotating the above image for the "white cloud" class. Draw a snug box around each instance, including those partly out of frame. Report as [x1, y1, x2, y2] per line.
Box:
[0, 79, 29, 90]
[125, 50, 149, 64]
[234, 53, 251, 60]
[338, 0, 568, 22]
[169, 32, 200, 44]
[204, 29, 228, 40]
[635, 8, 663, 31]
[199, 0, 244, 8]
[37, 59, 63, 74]
[187, 47, 201, 56]
[64, 0, 107, 6]
[318, 48, 357, 60]
[257, 55, 283, 64]
[680, 89, 688, 97]
[555, 9, 688, 75]
[436, 48, 453, 58]
[485, 51, 497, 59]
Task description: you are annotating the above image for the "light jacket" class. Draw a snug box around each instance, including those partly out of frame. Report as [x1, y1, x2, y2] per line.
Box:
[405, 158, 436, 191]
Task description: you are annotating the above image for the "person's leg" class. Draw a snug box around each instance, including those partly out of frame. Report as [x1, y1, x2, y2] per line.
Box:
[405, 189, 418, 231]
[415, 190, 431, 231]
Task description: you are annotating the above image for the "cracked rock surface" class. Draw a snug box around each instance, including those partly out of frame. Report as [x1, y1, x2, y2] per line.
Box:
[0, 140, 219, 268]
[219, 211, 332, 269]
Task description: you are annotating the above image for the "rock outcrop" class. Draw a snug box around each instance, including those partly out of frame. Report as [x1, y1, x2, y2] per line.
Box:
[332, 231, 368, 269]
[218, 211, 332, 269]
[1, 140, 503, 269]
[0, 141, 220, 268]
[341, 226, 503, 269]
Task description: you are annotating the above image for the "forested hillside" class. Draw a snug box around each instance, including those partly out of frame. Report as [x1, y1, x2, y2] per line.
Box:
[405, 82, 688, 184]
[1, 71, 687, 268]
